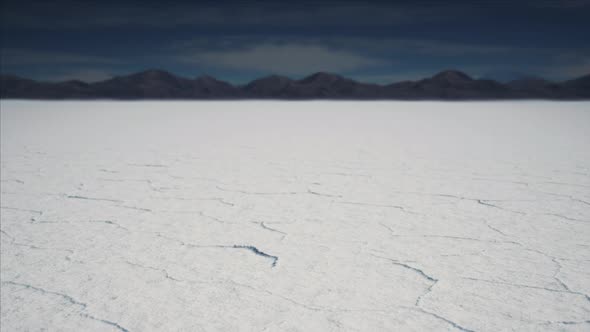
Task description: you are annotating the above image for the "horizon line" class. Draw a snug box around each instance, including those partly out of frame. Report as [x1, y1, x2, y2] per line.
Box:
[2, 68, 588, 86]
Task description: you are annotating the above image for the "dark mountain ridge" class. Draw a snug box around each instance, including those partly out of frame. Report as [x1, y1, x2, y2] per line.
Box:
[1, 70, 588, 100]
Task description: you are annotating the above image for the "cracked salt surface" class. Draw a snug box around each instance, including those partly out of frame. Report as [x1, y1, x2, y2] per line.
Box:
[1, 101, 589, 331]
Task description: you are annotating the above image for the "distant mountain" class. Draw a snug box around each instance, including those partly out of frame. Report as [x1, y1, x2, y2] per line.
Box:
[385, 70, 514, 99]
[294, 72, 383, 99]
[89, 69, 241, 99]
[1, 69, 588, 100]
[243, 75, 295, 98]
[0, 75, 94, 98]
[192, 75, 241, 98]
[90, 69, 188, 98]
[479, 70, 535, 83]
[562, 74, 590, 98]
[507, 78, 567, 98]
[242, 72, 382, 99]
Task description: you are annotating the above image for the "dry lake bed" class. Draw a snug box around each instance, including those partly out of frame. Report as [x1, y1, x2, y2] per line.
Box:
[1, 101, 589, 331]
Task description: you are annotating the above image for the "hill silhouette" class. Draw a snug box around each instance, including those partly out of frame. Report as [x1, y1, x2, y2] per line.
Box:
[1, 70, 588, 100]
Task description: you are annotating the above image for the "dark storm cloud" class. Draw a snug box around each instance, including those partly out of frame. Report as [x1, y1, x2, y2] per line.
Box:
[1, 0, 589, 83]
[1, 1, 463, 28]
[2, 0, 588, 29]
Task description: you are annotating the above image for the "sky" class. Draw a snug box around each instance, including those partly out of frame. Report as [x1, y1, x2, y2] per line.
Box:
[1, 0, 589, 84]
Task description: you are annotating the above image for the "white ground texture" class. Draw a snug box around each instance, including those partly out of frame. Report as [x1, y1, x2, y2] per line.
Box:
[1, 101, 589, 331]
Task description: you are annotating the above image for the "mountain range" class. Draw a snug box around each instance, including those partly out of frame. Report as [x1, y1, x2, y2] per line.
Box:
[1, 69, 589, 100]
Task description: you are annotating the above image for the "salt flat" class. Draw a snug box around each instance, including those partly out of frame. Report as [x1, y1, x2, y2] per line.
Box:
[1, 101, 589, 331]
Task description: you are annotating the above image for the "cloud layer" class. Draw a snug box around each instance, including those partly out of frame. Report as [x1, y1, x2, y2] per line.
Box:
[1, 1, 588, 82]
[177, 44, 384, 75]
